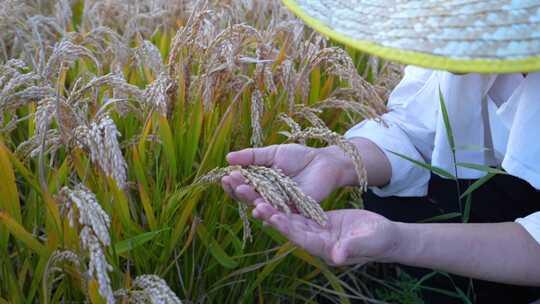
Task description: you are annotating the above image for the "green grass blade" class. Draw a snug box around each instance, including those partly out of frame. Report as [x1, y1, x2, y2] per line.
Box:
[0, 141, 21, 223]
[388, 150, 455, 179]
[114, 228, 170, 255]
[460, 173, 496, 200]
[439, 86, 455, 150]
[456, 163, 507, 175]
[158, 114, 178, 179]
[419, 212, 462, 223]
[463, 194, 472, 223]
[0, 211, 48, 257]
[196, 222, 238, 269]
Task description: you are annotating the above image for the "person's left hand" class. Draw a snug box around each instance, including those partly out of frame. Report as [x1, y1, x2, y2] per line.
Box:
[252, 201, 399, 266]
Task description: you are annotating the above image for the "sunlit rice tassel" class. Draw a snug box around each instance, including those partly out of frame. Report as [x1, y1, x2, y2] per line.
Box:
[144, 72, 173, 116]
[74, 115, 128, 189]
[60, 185, 111, 246]
[44, 250, 82, 282]
[80, 227, 115, 304]
[196, 165, 328, 229]
[250, 89, 264, 147]
[132, 274, 183, 304]
[43, 250, 84, 300]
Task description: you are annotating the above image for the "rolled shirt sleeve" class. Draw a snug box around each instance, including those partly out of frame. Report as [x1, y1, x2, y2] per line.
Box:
[515, 212, 540, 244]
[344, 66, 436, 197]
[345, 116, 430, 197]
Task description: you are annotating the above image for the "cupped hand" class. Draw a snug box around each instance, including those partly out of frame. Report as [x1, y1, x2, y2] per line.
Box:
[221, 144, 345, 206]
[253, 203, 399, 266]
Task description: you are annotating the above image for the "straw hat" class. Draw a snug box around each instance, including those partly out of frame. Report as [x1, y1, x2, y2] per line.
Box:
[281, 0, 540, 73]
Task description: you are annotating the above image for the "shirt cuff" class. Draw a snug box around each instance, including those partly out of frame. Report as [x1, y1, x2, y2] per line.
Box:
[516, 211, 540, 244]
[344, 119, 430, 197]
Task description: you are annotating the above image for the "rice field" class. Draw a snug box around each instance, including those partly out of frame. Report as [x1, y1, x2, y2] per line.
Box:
[0, 0, 404, 303]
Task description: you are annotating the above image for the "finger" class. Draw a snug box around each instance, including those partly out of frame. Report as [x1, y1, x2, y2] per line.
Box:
[253, 198, 266, 207]
[228, 171, 247, 189]
[330, 241, 349, 265]
[221, 176, 235, 197]
[224, 172, 247, 202]
[235, 184, 261, 205]
[252, 203, 279, 220]
[226, 145, 278, 167]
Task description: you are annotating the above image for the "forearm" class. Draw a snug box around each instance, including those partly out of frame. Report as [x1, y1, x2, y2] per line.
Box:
[391, 222, 540, 286]
[321, 137, 391, 188]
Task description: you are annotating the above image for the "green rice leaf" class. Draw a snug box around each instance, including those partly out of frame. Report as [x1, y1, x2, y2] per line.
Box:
[0, 211, 48, 257]
[460, 172, 496, 200]
[456, 162, 507, 175]
[419, 212, 462, 223]
[463, 194, 472, 223]
[388, 150, 455, 179]
[439, 87, 455, 150]
[158, 114, 178, 179]
[196, 223, 238, 269]
[114, 228, 170, 254]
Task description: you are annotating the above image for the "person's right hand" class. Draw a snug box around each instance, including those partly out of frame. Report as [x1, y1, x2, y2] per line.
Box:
[221, 144, 347, 208]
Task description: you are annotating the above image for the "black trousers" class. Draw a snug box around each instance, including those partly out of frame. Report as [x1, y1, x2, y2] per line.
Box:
[363, 174, 540, 304]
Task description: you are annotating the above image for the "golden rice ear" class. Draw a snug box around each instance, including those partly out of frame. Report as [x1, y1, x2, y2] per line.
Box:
[250, 89, 264, 147]
[59, 185, 114, 304]
[143, 72, 174, 116]
[293, 105, 325, 129]
[74, 115, 128, 190]
[197, 164, 329, 243]
[45, 40, 102, 80]
[131, 275, 183, 304]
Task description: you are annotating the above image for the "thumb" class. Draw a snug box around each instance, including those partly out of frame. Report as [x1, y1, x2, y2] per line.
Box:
[226, 145, 278, 166]
[330, 241, 350, 265]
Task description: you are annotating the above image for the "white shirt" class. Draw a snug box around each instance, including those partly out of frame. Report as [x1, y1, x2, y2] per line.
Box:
[344, 66, 540, 244]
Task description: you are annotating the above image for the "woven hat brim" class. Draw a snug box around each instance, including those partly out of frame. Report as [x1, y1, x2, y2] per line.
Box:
[282, 0, 540, 74]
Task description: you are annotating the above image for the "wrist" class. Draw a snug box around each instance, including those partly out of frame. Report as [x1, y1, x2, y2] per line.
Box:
[318, 137, 391, 188]
[385, 222, 422, 264]
[318, 145, 358, 188]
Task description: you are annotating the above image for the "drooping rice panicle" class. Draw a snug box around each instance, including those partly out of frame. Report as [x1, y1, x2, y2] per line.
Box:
[250, 89, 264, 147]
[293, 105, 326, 129]
[238, 201, 252, 245]
[60, 184, 111, 246]
[43, 250, 84, 300]
[132, 275, 183, 304]
[144, 72, 174, 116]
[197, 165, 328, 229]
[60, 185, 114, 304]
[74, 115, 128, 189]
[80, 226, 115, 304]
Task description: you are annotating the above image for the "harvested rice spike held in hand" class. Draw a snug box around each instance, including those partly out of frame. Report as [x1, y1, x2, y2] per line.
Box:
[197, 165, 328, 227]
